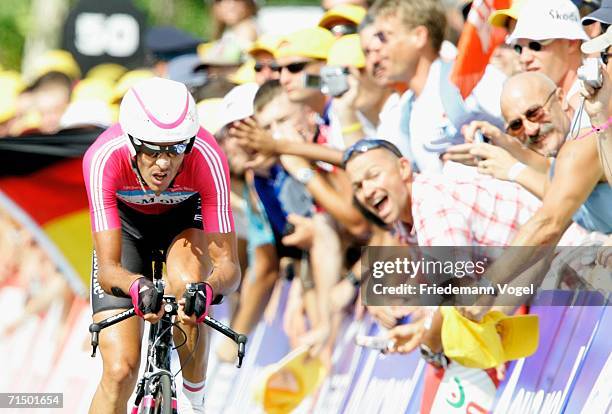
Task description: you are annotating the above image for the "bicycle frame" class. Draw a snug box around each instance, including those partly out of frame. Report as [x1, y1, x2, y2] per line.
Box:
[89, 251, 248, 413]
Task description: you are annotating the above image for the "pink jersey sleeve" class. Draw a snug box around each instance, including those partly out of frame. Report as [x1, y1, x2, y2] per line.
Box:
[82, 124, 126, 233]
[189, 129, 234, 233]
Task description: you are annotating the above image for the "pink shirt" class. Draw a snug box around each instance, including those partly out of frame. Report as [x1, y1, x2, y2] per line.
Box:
[83, 124, 233, 234]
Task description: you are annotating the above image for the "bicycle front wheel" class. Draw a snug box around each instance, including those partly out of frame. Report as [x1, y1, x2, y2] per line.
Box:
[154, 374, 173, 414]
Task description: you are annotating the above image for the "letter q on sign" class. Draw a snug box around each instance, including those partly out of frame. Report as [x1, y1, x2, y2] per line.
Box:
[75, 12, 139, 57]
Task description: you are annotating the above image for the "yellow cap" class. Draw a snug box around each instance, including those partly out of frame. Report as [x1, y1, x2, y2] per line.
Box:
[30, 49, 81, 84]
[85, 63, 127, 82]
[72, 78, 115, 103]
[318, 4, 367, 29]
[228, 59, 257, 85]
[327, 34, 365, 68]
[441, 307, 539, 369]
[112, 69, 155, 103]
[488, 0, 526, 28]
[248, 34, 282, 57]
[0, 71, 25, 124]
[275, 27, 336, 61]
[197, 98, 225, 134]
[253, 347, 328, 414]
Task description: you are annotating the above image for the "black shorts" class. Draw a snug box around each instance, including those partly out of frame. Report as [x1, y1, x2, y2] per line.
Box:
[90, 195, 203, 314]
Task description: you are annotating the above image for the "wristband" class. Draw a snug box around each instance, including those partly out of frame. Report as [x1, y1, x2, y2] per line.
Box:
[345, 270, 361, 287]
[507, 162, 527, 182]
[592, 116, 612, 133]
[341, 122, 362, 135]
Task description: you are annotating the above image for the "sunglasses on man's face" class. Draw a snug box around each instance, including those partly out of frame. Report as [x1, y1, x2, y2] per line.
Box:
[130, 136, 191, 158]
[505, 89, 556, 136]
[513, 39, 554, 55]
[277, 61, 310, 74]
[254, 62, 280, 73]
[342, 139, 403, 168]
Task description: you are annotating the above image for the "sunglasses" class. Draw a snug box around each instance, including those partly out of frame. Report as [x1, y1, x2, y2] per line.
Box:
[329, 24, 358, 37]
[513, 39, 554, 55]
[342, 139, 403, 168]
[277, 61, 310, 74]
[254, 62, 280, 73]
[505, 89, 556, 136]
[130, 136, 192, 157]
[601, 49, 612, 65]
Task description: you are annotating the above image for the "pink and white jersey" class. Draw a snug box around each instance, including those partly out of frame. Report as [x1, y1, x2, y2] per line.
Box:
[83, 124, 234, 234]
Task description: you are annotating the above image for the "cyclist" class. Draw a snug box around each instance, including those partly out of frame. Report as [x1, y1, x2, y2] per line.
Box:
[83, 77, 240, 414]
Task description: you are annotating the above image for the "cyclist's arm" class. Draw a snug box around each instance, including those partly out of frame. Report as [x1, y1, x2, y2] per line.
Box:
[93, 229, 142, 296]
[203, 232, 241, 296]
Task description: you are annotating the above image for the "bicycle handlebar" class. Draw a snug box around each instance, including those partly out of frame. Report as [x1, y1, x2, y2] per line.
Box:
[89, 302, 247, 367]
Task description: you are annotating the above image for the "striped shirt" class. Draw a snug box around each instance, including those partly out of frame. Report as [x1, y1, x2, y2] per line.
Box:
[83, 123, 233, 233]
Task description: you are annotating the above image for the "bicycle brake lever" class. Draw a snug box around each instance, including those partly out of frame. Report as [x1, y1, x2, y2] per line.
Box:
[236, 334, 247, 368]
[89, 324, 101, 357]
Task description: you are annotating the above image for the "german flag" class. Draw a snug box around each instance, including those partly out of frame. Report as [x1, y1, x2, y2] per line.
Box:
[0, 129, 102, 295]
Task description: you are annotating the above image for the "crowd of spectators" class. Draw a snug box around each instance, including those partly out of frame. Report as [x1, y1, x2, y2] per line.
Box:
[1, 0, 612, 408]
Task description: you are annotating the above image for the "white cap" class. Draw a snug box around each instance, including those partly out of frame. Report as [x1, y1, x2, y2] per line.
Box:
[219, 83, 259, 129]
[582, 25, 612, 54]
[506, 0, 588, 44]
[119, 77, 199, 143]
[60, 101, 113, 129]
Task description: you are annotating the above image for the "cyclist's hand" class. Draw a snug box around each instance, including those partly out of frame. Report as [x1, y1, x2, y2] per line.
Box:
[129, 277, 163, 323]
[179, 282, 213, 326]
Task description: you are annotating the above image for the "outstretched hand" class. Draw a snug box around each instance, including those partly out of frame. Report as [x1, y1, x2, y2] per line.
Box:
[229, 118, 277, 155]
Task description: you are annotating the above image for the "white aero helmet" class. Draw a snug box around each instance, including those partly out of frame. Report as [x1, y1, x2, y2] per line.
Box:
[119, 77, 199, 145]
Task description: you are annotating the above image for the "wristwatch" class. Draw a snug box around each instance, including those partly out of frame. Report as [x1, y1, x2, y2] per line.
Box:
[295, 167, 315, 185]
[420, 343, 449, 369]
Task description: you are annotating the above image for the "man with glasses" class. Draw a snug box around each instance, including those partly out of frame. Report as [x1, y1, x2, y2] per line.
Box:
[83, 77, 240, 414]
[248, 34, 281, 86]
[507, 0, 589, 125]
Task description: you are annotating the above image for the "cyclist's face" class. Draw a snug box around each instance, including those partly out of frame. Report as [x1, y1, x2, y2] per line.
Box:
[136, 145, 185, 194]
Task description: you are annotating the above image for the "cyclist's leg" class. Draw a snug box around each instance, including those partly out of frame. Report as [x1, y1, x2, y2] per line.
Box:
[165, 228, 210, 377]
[89, 308, 143, 414]
[89, 237, 149, 413]
[165, 228, 210, 410]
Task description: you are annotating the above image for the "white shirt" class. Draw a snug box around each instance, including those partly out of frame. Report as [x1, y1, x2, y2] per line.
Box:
[373, 92, 414, 158]
[409, 59, 506, 174]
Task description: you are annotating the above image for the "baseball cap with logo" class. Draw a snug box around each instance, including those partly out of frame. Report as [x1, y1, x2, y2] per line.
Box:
[441, 307, 539, 369]
[253, 346, 327, 414]
[506, 0, 589, 44]
[275, 27, 336, 61]
[327, 34, 365, 68]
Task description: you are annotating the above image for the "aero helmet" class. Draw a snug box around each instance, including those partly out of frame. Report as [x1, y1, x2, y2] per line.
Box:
[119, 77, 199, 144]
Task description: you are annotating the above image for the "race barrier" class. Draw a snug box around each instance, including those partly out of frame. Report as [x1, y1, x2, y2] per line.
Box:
[2, 279, 610, 413]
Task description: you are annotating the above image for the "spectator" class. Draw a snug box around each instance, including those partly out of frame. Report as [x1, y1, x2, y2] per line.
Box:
[507, 0, 589, 126]
[211, 0, 259, 51]
[274, 27, 345, 149]
[322, 0, 369, 11]
[326, 34, 393, 145]
[248, 34, 281, 85]
[368, 0, 505, 173]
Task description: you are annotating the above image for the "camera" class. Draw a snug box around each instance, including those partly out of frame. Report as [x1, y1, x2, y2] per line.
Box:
[305, 66, 350, 97]
[578, 57, 603, 89]
[320, 66, 350, 97]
